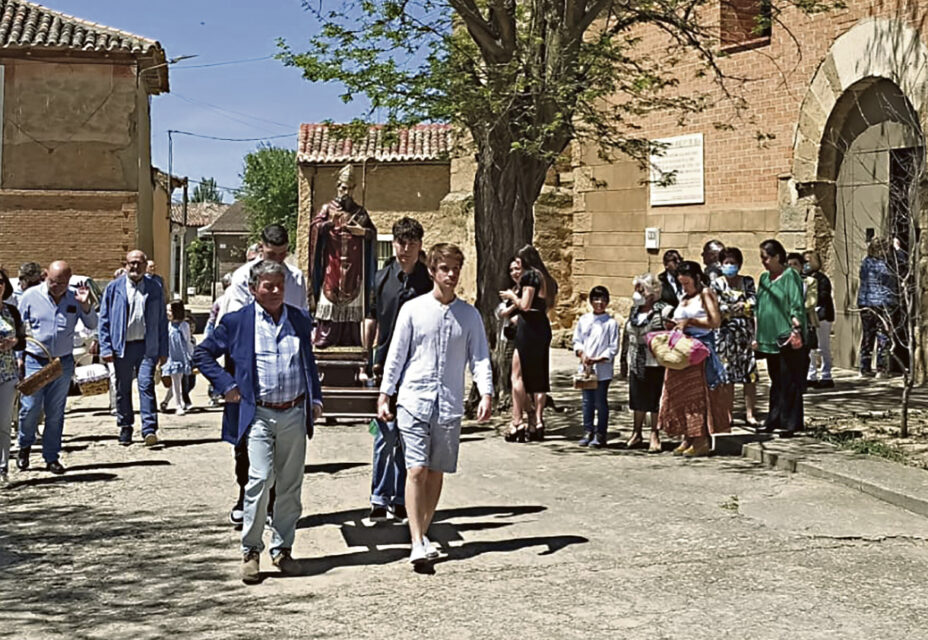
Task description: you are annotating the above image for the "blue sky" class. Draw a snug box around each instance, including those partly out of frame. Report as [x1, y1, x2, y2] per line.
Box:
[52, 0, 367, 200]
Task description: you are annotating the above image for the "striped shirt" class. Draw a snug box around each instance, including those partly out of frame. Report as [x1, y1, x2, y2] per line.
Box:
[254, 305, 306, 403]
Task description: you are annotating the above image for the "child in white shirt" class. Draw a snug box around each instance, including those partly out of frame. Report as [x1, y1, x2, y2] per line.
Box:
[572, 286, 619, 448]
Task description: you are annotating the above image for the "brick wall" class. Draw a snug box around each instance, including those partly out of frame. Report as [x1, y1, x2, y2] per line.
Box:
[0, 190, 138, 281]
[573, 1, 928, 298]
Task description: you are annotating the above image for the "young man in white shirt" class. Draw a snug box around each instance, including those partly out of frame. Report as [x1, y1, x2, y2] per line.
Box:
[378, 243, 493, 566]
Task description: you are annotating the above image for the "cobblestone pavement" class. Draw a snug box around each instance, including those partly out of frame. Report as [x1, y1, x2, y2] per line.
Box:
[2, 351, 928, 639]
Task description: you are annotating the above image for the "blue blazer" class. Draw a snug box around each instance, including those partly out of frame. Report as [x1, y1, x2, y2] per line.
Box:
[193, 302, 323, 445]
[98, 274, 168, 360]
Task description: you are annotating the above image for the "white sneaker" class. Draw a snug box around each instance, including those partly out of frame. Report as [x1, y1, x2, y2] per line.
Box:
[408, 541, 429, 564]
[176, 407, 186, 416]
[422, 535, 440, 559]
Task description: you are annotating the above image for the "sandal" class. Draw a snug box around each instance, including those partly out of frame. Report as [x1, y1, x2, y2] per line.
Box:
[504, 423, 526, 443]
[528, 422, 545, 442]
[648, 433, 662, 453]
[625, 433, 644, 449]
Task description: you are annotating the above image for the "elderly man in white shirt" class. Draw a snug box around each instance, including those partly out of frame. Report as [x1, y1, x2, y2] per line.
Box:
[220, 223, 308, 528]
[378, 243, 493, 567]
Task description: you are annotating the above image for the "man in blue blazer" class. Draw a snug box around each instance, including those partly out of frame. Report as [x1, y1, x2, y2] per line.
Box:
[194, 260, 323, 584]
[99, 250, 168, 447]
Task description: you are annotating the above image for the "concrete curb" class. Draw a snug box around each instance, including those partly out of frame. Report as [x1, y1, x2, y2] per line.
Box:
[743, 438, 928, 519]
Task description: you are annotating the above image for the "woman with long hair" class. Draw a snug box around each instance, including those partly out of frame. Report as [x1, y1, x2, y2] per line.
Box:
[495, 256, 522, 413]
[657, 261, 729, 456]
[499, 244, 557, 441]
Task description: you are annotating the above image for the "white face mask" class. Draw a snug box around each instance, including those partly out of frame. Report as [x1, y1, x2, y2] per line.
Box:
[631, 291, 646, 306]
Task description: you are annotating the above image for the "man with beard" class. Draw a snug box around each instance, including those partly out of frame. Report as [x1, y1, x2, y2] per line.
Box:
[308, 164, 377, 348]
[98, 250, 168, 446]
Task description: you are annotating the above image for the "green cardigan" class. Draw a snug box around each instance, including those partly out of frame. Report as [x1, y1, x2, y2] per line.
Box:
[756, 268, 807, 354]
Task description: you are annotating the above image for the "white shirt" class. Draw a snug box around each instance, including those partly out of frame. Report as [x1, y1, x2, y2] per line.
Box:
[222, 258, 308, 319]
[125, 277, 147, 342]
[572, 312, 619, 381]
[380, 294, 493, 424]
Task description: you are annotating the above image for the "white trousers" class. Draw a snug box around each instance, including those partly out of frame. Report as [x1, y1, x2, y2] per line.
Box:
[807, 320, 833, 381]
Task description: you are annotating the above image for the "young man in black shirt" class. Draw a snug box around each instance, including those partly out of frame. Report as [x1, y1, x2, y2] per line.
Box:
[363, 217, 432, 521]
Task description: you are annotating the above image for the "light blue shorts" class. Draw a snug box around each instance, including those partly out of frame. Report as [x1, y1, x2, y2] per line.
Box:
[396, 406, 462, 474]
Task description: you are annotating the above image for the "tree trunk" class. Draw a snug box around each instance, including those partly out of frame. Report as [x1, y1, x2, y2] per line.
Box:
[471, 142, 549, 348]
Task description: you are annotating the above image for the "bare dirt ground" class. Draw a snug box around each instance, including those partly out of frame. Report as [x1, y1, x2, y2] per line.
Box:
[2, 350, 928, 639]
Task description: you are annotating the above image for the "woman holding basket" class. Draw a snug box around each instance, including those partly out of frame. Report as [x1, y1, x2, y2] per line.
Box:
[656, 261, 730, 457]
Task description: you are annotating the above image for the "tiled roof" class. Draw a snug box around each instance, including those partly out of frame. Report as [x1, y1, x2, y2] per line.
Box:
[171, 201, 229, 228]
[201, 201, 251, 235]
[0, 1, 168, 92]
[298, 124, 453, 164]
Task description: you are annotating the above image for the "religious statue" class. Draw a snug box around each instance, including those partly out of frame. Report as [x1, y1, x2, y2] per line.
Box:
[308, 164, 378, 349]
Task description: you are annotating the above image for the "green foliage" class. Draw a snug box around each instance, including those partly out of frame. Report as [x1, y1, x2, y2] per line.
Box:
[186, 237, 214, 296]
[191, 177, 223, 203]
[236, 145, 299, 245]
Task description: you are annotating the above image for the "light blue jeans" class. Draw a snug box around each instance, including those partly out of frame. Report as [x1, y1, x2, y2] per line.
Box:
[19, 354, 74, 464]
[241, 405, 306, 557]
[370, 419, 406, 507]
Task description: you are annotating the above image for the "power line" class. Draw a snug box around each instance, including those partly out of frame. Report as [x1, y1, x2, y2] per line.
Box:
[172, 54, 275, 70]
[167, 129, 294, 142]
[170, 93, 294, 131]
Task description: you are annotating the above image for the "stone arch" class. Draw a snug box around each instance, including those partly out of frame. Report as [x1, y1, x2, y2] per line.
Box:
[789, 17, 928, 372]
[792, 18, 928, 184]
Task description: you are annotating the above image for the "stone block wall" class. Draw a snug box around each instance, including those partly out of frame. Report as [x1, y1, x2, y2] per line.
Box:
[0, 190, 138, 280]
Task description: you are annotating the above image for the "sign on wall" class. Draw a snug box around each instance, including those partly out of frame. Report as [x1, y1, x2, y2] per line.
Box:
[649, 133, 704, 206]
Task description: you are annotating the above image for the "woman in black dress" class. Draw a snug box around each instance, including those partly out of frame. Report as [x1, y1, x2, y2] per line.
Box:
[499, 245, 557, 441]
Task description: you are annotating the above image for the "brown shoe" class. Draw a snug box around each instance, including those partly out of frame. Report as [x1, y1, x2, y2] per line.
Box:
[241, 550, 260, 584]
[272, 550, 301, 576]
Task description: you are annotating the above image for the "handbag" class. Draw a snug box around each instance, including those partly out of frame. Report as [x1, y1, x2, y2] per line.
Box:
[777, 330, 803, 350]
[16, 338, 63, 396]
[646, 330, 710, 370]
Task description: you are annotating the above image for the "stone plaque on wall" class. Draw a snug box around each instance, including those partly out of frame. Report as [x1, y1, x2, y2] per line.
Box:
[649, 133, 705, 206]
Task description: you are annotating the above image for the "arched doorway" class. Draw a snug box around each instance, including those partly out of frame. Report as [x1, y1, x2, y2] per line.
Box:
[823, 78, 924, 369]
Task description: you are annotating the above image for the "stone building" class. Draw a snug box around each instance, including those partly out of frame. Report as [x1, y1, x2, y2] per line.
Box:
[295, 123, 473, 297]
[0, 1, 170, 280]
[569, 7, 928, 370]
[199, 200, 252, 283]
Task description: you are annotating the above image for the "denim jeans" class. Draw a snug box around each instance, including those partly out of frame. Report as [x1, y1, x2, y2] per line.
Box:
[582, 379, 611, 435]
[370, 419, 406, 506]
[242, 405, 306, 556]
[859, 308, 890, 373]
[114, 340, 158, 436]
[18, 354, 75, 463]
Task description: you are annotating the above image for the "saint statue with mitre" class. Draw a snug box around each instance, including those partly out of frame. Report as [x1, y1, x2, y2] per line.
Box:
[308, 164, 378, 348]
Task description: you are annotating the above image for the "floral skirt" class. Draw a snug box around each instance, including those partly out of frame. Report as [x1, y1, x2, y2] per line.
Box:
[658, 364, 732, 439]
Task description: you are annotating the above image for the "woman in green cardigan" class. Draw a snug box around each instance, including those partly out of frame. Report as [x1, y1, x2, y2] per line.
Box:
[754, 239, 809, 437]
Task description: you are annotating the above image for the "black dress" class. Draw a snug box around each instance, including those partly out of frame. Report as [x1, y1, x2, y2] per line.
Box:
[514, 269, 551, 393]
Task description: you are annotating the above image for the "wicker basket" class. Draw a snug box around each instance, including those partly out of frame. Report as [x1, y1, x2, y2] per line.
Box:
[573, 365, 599, 390]
[75, 364, 110, 396]
[79, 378, 110, 396]
[16, 338, 63, 396]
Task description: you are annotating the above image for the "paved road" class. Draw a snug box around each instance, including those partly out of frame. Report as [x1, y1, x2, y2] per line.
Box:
[2, 355, 928, 639]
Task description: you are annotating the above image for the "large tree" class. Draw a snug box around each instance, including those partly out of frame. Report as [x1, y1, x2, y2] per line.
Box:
[280, 0, 831, 333]
[237, 145, 299, 244]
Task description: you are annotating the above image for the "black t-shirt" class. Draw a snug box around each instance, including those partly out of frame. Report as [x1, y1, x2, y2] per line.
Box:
[370, 259, 432, 367]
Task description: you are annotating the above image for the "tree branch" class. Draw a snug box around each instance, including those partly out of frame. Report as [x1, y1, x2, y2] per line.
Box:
[448, 0, 508, 61]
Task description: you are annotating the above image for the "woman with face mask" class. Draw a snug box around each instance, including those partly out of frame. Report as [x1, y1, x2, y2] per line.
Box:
[712, 247, 760, 426]
[624, 274, 669, 452]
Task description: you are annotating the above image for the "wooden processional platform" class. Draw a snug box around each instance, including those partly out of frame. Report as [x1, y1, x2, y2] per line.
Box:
[314, 346, 378, 424]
